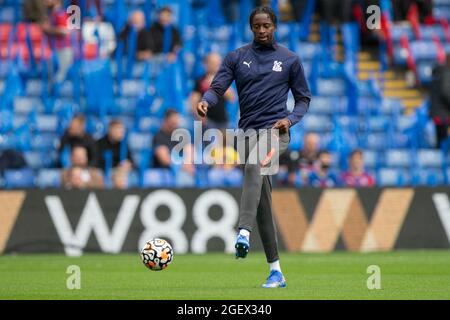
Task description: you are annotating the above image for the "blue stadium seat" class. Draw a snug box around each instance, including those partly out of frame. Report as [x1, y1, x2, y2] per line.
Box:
[412, 168, 445, 186]
[416, 61, 435, 85]
[296, 42, 320, 61]
[420, 25, 446, 41]
[36, 115, 58, 132]
[362, 150, 381, 169]
[334, 115, 360, 133]
[120, 79, 145, 97]
[30, 133, 58, 150]
[25, 79, 44, 97]
[384, 149, 413, 168]
[115, 97, 137, 116]
[207, 168, 243, 187]
[4, 169, 35, 188]
[36, 169, 61, 188]
[137, 117, 161, 134]
[316, 78, 346, 96]
[175, 170, 195, 187]
[396, 115, 417, 132]
[377, 168, 411, 186]
[24, 151, 57, 169]
[410, 40, 438, 62]
[391, 25, 414, 43]
[127, 170, 140, 188]
[299, 114, 332, 132]
[417, 149, 444, 168]
[142, 168, 174, 187]
[363, 115, 391, 133]
[128, 132, 152, 152]
[363, 133, 388, 150]
[57, 81, 74, 98]
[13, 97, 44, 114]
[381, 98, 403, 116]
[309, 96, 345, 115]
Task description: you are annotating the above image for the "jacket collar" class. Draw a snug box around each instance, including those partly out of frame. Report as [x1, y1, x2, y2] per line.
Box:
[252, 40, 277, 51]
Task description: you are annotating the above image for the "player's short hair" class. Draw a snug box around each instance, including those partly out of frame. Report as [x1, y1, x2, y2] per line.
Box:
[317, 149, 331, 158]
[350, 149, 363, 158]
[158, 6, 172, 14]
[249, 6, 277, 28]
[109, 119, 123, 127]
[164, 108, 179, 119]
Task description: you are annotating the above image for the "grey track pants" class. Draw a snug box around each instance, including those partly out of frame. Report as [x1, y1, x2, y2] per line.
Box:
[238, 130, 290, 263]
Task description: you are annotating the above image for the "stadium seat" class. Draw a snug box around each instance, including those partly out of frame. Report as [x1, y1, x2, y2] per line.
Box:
[410, 40, 438, 62]
[296, 42, 319, 61]
[4, 169, 35, 188]
[299, 114, 332, 132]
[416, 61, 434, 85]
[391, 25, 414, 43]
[135, 116, 161, 134]
[362, 150, 381, 169]
[309, 96, 345, 115]
[13, 97, 44, 114]
[396, 115, 417, 133]
[142, 169, 174, 188]
[207, 168, 243, 187]
[36, 115, 58, 132]
[175, 170, 195, 187]
[120, 79, 145, 97]
[377, 168, 411, 186]
[420, 25, 446, 41]
[363, 115, 392, 133]
[412, 168, 445, 186]
[24, 151, 57, 169]
[127, 170, 140, 188]
[333, 115, 360, 133]
[128, 132, 152, 152]
[363, 133, 388, 151]
[36, 169, 61, 188]
[25, 79, 44, 97]
[316, 78, 346, 96]
[417, 149, 444, 168]
[384, 149, 414, 168]
[381, 98, 403, 116]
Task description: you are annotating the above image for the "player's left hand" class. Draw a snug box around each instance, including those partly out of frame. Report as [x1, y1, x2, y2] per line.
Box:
[272, 118, 291, 134]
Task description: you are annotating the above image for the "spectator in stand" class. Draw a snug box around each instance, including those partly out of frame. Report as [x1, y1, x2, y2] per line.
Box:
[41, 0, 74, 83]
[61, 145, 104, 188]
[190, 52, 235, 129]
[430, 53, 450, 148]
[23, 0, 47, 23]
[280, 132, 320, 185]
[143, 6, 182, 63]
[58, 114, 97, 167]
[111, 167, 129, 189]
[96, 119, 133, 172]
[307, 150, 339, 187]
[117, 10, 152, 61]
[340, 149, 375, 187]
[152, 109, 194, 174]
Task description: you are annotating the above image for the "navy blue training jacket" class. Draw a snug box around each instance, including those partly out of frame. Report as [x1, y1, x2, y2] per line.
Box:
[202, 41, 312, 131]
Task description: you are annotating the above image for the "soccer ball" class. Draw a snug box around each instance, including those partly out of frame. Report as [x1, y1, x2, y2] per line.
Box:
[140, 238, 174, 271]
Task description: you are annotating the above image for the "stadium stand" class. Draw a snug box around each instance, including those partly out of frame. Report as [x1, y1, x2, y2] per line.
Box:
[0, 0, 449, 189]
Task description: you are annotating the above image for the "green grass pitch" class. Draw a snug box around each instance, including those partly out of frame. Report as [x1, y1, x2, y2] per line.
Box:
[0, 250, 449, 299]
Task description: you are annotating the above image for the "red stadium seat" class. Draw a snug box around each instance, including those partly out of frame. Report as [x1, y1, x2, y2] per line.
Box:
[0, 23, 13, 42]
[16, 23, 44, 42]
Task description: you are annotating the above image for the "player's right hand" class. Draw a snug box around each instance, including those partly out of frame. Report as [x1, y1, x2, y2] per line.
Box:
[196, 101, 209, 118]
